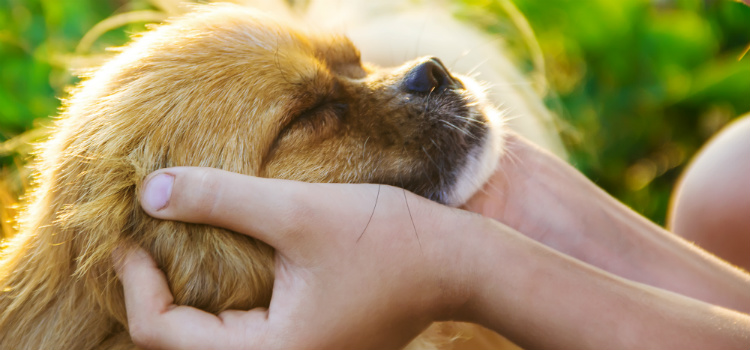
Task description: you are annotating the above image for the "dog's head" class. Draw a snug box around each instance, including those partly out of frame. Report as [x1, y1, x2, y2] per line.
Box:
[34, 3, 502, 319]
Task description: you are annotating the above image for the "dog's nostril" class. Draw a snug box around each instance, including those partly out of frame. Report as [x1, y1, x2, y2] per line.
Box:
[404, 57, 463, 93]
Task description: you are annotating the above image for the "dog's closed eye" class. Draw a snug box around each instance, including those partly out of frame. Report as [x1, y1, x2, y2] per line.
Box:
[272, 95, 349, 152]
[289, 99, 348, 131]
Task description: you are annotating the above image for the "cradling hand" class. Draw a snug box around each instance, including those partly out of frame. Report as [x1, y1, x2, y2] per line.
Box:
[114, 168, 480, 350]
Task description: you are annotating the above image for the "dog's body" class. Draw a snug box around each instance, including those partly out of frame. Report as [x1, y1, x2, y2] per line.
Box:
[0, 2, 558, 349]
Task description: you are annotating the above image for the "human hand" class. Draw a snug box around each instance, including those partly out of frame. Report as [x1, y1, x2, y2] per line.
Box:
[463, 134, 750, 314]
[462, 133, 607, 258]
[114, 168, 480, 350]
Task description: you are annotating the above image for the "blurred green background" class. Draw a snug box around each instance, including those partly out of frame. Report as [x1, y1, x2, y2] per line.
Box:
[0, 0, 749, 234]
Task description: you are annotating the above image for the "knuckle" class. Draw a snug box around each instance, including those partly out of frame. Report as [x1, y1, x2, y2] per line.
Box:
[283, 189, 312, 220]
[276, 187, 314, 237]
[182, 167, 223, 221]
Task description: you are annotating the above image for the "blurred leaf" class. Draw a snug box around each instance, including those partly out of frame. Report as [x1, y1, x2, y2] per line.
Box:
[460, 0, 750, 223]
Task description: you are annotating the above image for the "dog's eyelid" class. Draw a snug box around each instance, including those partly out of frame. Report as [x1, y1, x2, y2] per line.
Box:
[292, 94, 343, 122]
[272, 97, 347, 147]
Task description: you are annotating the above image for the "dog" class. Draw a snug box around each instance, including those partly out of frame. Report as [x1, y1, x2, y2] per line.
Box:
[0, 1, 559, 349]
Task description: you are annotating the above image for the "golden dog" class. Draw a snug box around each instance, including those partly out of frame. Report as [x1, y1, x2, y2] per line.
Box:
[0, 2, 545, 349]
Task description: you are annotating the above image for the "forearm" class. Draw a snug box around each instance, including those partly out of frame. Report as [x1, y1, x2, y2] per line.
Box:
[587, 192, 750, 314]
[459, 219, 750, 349]
[466, 135, 750, 313]
[538, 158, 750, 314]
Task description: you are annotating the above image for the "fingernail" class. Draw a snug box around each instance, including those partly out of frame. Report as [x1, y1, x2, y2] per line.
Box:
[143, 173, 173, 211]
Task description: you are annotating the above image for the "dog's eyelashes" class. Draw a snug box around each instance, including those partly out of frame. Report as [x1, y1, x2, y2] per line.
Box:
[275, 100, 349, 144]
[296, 101, 327, 122]
[295, 100, 347, 125]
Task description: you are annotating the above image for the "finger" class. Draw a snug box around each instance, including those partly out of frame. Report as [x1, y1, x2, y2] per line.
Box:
[113, 246, 268, 350]
[139, 167, 321, 247]
[112, 246, 176, 323]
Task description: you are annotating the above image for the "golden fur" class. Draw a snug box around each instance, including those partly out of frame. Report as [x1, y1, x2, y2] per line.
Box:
[0, 3, 517, 349]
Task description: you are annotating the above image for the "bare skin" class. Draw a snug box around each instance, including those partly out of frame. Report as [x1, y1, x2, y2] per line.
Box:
[463, 134, 750, 314]
[668, 114, 750, 271]
[114, 135, 750, 350]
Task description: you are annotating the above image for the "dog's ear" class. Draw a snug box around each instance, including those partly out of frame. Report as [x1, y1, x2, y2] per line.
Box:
[139, 221, 275, 313]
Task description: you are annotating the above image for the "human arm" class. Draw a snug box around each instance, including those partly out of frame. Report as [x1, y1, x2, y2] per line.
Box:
[115, 167, 750, 350]
[464, 133, 750, 314]
[462, 216, 750, 349]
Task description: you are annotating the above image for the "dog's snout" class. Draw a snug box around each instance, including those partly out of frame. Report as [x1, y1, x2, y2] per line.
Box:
[404, 57, 463, 94]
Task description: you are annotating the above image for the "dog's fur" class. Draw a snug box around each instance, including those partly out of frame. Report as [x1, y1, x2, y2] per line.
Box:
[0, 2, 555, 349]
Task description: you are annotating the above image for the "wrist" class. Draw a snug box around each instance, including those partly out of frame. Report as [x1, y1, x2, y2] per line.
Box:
[420, 208, 495, 323]
[428, 212, 521, 326]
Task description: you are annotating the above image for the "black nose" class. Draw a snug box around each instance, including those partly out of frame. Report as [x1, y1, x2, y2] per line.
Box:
[404, 57, 463, 93]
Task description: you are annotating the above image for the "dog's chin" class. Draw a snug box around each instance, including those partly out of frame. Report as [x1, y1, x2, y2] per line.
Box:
[442, 76, 506, 207]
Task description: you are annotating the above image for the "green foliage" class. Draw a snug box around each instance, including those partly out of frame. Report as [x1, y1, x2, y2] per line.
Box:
[0, 0, 117, 136]
[460, 0, 750, 224]
[0, 0, 749, 226]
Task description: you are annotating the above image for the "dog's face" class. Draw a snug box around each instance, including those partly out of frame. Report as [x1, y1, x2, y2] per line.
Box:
[259, 32, 504, 205]
[47, 4, 503, 319]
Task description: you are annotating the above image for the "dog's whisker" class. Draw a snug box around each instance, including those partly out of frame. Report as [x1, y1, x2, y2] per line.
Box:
[502, 113, 522, 124]
[420, 145, 440, 191]
[362, 136, 370, 168]
[503, 145, 522, 168]
[422, 145, 438, 167]
[439, 119, 465, 133]
[430, 138, 448, 158]
[463, 58, 490, 78]
[452, 114, 487, 126]
[449, 48, 472, 71]
[440, 119, 479, 140]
